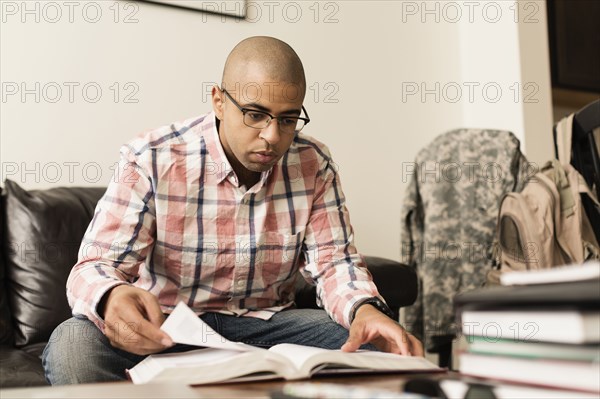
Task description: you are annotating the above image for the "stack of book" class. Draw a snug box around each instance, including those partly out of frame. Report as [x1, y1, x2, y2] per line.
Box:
[454, 262, 600, 394]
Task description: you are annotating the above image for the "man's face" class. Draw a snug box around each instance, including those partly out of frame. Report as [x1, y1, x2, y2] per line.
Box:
[212, 68, 305, 178]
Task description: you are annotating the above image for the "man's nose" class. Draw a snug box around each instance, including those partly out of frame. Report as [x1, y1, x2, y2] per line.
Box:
[258, 118, 281, 145]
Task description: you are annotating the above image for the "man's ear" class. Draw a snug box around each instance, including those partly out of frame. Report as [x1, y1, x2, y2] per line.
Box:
[212, 85, 224, 120]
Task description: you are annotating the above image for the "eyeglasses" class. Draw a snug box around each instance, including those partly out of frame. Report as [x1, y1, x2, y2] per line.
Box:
[221, 89, 310, 134]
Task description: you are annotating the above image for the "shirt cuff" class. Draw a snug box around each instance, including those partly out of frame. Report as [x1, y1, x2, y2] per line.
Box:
[349, 296, 394, 325]
[70, 280, 129, 333]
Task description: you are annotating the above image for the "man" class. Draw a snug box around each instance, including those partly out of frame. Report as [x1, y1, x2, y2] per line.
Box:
[43, 36, 423, 385]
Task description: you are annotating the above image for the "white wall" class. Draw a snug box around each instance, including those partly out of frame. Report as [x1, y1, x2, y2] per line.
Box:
[458, 0, 553, 165]
[516, 1, 554, 165]
[0, 0, 553, 260]
[458, 1, 525, 138]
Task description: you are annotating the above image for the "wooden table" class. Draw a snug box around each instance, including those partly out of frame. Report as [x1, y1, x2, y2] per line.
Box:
[0, 372, 449, 398]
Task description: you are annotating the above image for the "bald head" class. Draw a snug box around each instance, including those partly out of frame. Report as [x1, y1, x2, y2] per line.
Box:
[221, 36, 306, 100]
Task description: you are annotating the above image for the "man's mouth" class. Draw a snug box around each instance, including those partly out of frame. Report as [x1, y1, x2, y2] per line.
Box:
[252, 151, 277, 164]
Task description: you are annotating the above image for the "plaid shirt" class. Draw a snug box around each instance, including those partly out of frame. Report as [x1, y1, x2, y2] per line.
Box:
[67, 112, 381, 331]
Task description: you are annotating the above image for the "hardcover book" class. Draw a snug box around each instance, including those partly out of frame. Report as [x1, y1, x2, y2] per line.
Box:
[127, 302, 442, 385]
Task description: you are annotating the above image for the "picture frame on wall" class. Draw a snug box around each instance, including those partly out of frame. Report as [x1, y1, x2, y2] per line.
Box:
[141, 0, 246, 19]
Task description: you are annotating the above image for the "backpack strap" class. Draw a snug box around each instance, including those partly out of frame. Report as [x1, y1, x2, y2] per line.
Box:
[556, 113, 574, 164]
[575, 168, 600, 207]
[543, 160, 576, 217]
[541, 161, 600, 263]
[543, 160, 600, 216]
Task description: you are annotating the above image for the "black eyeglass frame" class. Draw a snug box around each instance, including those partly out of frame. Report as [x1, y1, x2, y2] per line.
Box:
[221, 88, 310, 132]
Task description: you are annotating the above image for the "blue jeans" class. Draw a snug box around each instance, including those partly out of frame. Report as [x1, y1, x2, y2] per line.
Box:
[43, 309, 373, 385]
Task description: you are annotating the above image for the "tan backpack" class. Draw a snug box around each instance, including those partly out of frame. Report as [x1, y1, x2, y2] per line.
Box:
[488, 160, 600, 284]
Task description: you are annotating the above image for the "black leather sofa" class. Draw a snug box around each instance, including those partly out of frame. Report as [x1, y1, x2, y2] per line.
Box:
[0, 179, 417, 388]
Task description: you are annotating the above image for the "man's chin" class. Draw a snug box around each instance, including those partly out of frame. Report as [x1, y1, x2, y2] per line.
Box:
[246, 156, 281, 171]
[245, 162, 274, 173]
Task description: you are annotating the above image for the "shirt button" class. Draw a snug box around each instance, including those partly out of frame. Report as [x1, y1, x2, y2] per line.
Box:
[236, 280, 245, 288]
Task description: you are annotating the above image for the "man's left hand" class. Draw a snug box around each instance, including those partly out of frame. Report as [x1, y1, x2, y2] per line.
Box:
[341, 304, 424, 356]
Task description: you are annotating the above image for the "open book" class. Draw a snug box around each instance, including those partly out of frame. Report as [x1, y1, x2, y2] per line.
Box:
[127, 302, 441, 385]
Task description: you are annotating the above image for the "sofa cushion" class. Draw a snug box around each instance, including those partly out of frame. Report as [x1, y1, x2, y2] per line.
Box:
[0, 186, 15, 345]
[3, 180, 105, 347]
[0, 345, 48, 387]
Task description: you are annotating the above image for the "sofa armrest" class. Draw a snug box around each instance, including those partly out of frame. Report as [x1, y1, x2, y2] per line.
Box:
[294, 255, 418, 321]
[364, 256, 418, 316]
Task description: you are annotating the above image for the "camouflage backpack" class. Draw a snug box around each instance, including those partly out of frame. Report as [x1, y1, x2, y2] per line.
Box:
[488, 159, 600, 283]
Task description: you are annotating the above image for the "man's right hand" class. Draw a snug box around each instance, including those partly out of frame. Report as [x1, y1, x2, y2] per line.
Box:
[98, 285, 174, 355]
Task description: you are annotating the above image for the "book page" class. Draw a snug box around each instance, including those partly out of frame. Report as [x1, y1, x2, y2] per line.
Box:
[161, 302, 257, 352]
[128, 348, 243, 383]
[268, 343, 332, 373]
[269, 343, 441, 377]
[128, 348, 284, 385]
[151, 348, 242, 367]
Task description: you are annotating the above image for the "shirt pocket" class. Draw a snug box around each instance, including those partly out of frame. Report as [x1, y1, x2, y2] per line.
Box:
[255, 231, 304, 287]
